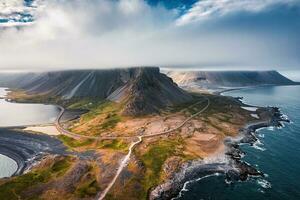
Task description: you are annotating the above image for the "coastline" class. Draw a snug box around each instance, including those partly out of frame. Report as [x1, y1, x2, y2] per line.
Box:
[150, 98, 289, 200]
[0, 128, 68, 177]
[0, 85, 293, 199]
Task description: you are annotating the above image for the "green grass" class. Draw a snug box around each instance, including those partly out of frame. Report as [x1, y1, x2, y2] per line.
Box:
[50, 158, 72, 175]
[100, 113, 121, 129]
[98, 139, 128, 151]
[67, 98, 105, 110]
[57, 135, 94, 148]
[75, 179, 100, 198]
[0, 157, 72, 200]
[70, 100, 123, 135]
[138, 139, 182, 199]
[80, 100, 120, 122]
[167, 98, 199, 113]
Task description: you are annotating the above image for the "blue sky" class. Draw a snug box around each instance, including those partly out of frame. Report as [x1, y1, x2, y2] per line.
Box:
[0, 0, 299, 71]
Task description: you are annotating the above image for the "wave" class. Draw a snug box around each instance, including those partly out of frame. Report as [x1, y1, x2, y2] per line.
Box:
[257, 178, 272, 189]
[252, 139, 266, 151]
[172, 173, 222, 200]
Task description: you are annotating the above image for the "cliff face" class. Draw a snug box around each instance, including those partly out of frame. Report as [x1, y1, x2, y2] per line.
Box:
[166, 70, 296, 88]
[118, 68, 192, 115]
[0, 67, 192, 116]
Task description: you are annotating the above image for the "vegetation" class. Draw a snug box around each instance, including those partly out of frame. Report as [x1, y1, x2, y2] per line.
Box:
[7, 89, 61, 105]
[5, 88, 254, 200]
[57, 135, 94, 148]
[80, 100, 121, 122]
[0, 157, 72, 200]
[67, 98, 105, 110]
[166, 98, 199, 113]
[68, 100, 125, 136]
[98, 139, 128, 151]
[75, 179, 100, 198]
[138, 138, 184, 199]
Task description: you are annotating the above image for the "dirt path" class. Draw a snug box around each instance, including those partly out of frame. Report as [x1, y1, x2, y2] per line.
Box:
[97, 136, 142, 200]
[54, 98, 210, 200]
[96, 98, 210, 200]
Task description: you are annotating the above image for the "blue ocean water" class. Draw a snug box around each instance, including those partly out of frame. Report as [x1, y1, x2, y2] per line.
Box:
[179, 85, 300, 200]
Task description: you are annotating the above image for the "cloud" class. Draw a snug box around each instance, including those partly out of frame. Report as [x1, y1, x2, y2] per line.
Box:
[0, 0, 41, 26]
[176, 0, 300, 25]
[0, 0, 299, 70]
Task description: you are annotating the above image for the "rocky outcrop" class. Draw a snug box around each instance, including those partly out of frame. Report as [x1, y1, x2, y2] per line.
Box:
[149, 106, 290, 200]
[120, 68, 193, 115]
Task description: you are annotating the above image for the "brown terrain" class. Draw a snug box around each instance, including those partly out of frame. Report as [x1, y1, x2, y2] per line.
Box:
[0, 68, 272, 200]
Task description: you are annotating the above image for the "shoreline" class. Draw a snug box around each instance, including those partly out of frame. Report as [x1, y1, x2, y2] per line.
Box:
[150, 102, 289, 200]
[0, 85, 293, 199]
[0, 128, 68, 177]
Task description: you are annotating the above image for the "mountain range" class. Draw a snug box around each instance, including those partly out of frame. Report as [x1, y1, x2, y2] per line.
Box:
[0, 67, 192, 116]
[165, 70, 297, 89]
[0, 68, 297, 115]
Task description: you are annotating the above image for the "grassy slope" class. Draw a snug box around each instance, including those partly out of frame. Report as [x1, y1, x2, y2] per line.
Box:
[68, 100, 124, 136]
[0, 157, 72, 200]
[4, 90, 254, 200]
[139, 139, 182, 199]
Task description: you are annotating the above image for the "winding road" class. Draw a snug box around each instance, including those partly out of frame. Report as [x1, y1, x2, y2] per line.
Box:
[54, 98, 210, 200]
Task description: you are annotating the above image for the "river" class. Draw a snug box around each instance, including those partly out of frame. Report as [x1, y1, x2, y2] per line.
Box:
[178, 85, 300, 200]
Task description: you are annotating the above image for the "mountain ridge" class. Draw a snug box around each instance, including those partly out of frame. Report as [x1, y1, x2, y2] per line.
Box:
[0, 67, 193, 116]
[165, 70, 297, 88]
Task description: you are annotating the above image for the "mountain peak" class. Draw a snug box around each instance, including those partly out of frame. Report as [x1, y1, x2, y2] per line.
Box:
[0, 67, 193, 116]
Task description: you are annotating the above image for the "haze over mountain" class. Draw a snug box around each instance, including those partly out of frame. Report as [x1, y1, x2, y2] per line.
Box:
[0, 67, 192, 115]
[166, 70, 297, 89]
[0, 0, 299, 70]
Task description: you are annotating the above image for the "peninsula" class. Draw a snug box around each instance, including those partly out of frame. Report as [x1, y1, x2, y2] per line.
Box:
[0, 67, 291, 200]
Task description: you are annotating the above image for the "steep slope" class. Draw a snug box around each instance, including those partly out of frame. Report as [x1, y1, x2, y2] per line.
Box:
[0, 67, 193, 116]
[166, 70, 296, 88]
[109, 68, 193, 115]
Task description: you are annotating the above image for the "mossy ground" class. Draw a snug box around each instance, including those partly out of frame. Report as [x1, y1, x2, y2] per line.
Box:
[68, 100, 124, 136]
[97, 139, 128, 151]
[0, 157, 72, 200]
[75, 179, 100, 198]
[4, 90, 254, 200]
[57, 135, 94, 148]
[139, 139, 182, 197]
[57, 134, 129, 152]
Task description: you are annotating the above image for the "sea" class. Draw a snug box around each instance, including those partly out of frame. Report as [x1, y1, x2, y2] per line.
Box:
[178, 85, 300, 200]
[0, 87, 60, 178]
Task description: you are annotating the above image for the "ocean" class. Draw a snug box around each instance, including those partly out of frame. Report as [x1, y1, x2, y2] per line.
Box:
[0, 88, 59, 127]
[0, 87, 60, 178]
[178, 85, 300, 200]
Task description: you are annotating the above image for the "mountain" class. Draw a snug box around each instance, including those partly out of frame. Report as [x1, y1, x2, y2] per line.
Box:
[165, 70, 297, 88]
[0, 67, 193, 116]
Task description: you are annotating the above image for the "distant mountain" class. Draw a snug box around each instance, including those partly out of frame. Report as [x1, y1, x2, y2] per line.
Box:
[165, 70, 297, 89]
[0, 67, 192, 116]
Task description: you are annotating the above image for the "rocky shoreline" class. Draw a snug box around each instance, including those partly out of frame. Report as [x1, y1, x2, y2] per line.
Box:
[0, 128, 68, 176]
[150, 105, 289, 200]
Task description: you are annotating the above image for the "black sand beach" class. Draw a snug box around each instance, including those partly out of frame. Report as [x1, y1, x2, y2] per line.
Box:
[0, 128, 67, 176]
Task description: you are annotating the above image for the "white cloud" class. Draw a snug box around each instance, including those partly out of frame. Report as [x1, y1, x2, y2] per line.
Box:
[0, 0, 46, 26]
[0, 0, 299, 70]
[176, 0, 299, 26]
[0, 0, 26, 15]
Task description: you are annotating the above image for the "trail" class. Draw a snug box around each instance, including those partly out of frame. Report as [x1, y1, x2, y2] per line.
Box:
[96, 98, 210, 200]
[97, 136, 142, 200]
[54, 98, 210, 200]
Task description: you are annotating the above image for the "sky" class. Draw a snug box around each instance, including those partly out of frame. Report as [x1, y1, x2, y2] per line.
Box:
[0, 0, 299, 71]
